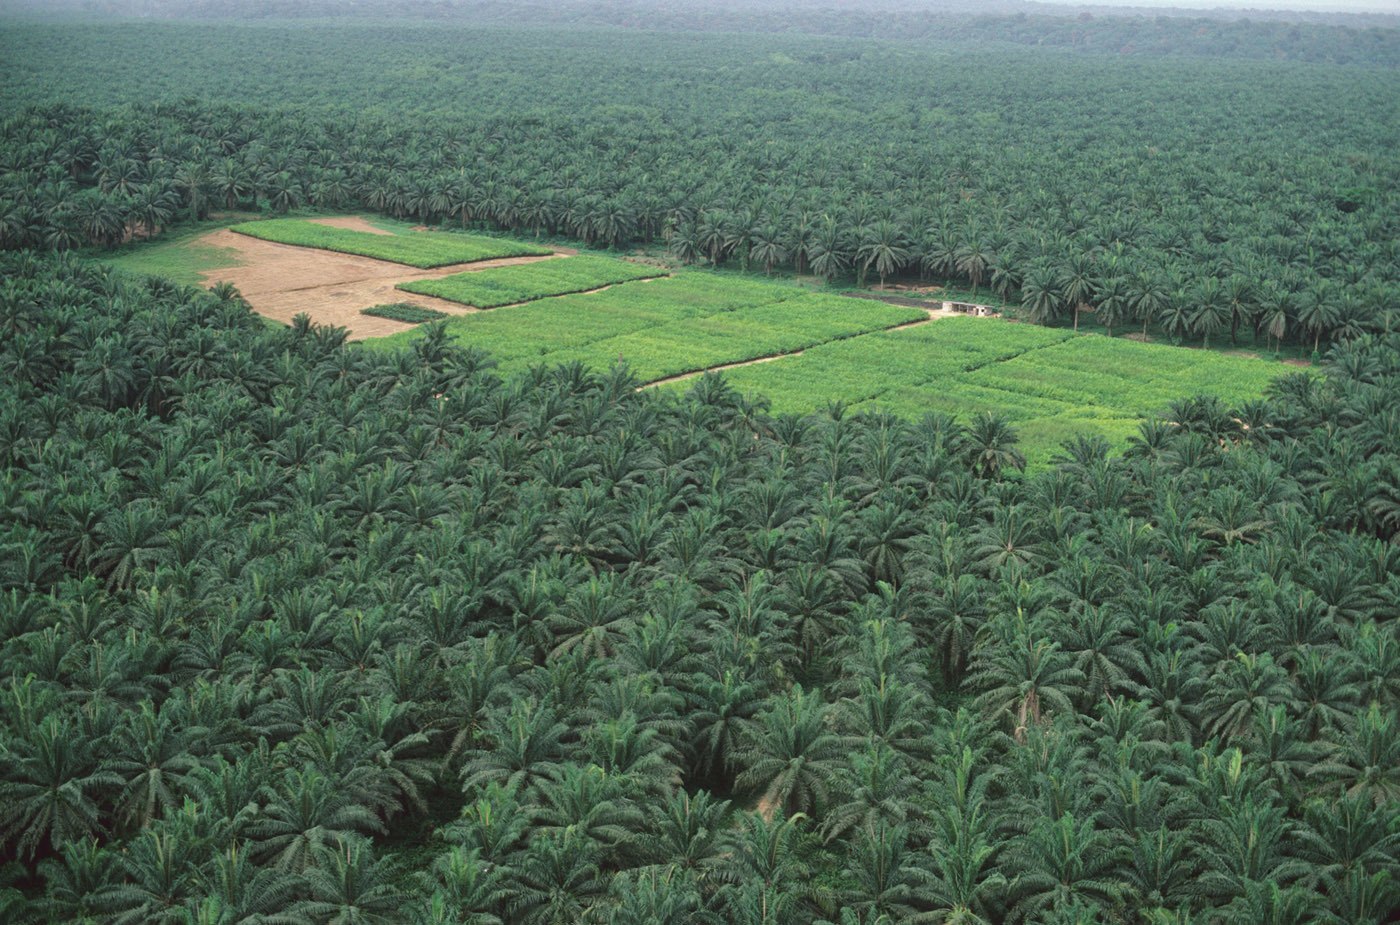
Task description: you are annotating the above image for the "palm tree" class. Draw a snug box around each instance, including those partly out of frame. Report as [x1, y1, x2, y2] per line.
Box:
[749, 224, 790, 277]
[36, 838, 122, 924]
[1293, 795, 1400, 895]
[964, 413, 1025, 480]
[1158, 285, 1195, 345]
[1201, 652, 1291, 742]
[1004, 813, 1125, 923]
[839, 824, 931, 920]
[246, 766, 384, 873]
[808, 217, 851, 282]
[508, 831, 607, 925]
[734, 684, 849, 819]
[1295, 287, 1339, 356]
[1256, 286, 1294, 354]
[689, 669, 761, 788]
[639, 789, 734, 883]
[967, 626, 1084, 737]
[922, 572, 988, 687]
[194, 841, 305, 925]
[856, 220, 910, 288]
[1057, 253, 1098, 333]
[1309, 704, 1400, 806]
[1191, 277, 1231, 349]
[0, 715, 120, 859]
[1094, 275, 1130, 337]
[294, 838, 410, 925]
[1223, 274, 1256, 345]
[955, 238, 996, 298]
[1192, 795, 1307, 903]
[1127, 270, 1169, 339]
[107, 702, 204, 833]
[461, 700, 569, 792]
[820, 743, 918, 843]
[103, 827, 199, 925]
[920, 229, 959, 282]
[1020, 263, 1064, 326]
[601, 870, 719, 925]
[421, 846, 508, 925]
[531, 763, 642, 860]
[714, 812, 812, 918]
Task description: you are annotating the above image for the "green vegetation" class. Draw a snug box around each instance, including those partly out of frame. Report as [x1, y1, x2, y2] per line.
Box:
[229, 218, 551, 268]
[372, 272, 925, 380]
[92, 216, 246, 284]
[2, 253, 1398, 925]
[2, 22, 1395, 358]
[399, 255, 665, 308]
[716, 318, 1284, 467]
[359, 302, 449, 324]
[2, 7, 1398, 924]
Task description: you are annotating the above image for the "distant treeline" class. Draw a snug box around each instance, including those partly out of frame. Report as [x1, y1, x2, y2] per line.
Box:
[2, 22, 1396, 354]
[3, 0, 1398, 67]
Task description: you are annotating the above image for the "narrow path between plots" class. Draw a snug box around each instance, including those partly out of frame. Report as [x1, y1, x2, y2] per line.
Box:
[638, 306, 961, 390]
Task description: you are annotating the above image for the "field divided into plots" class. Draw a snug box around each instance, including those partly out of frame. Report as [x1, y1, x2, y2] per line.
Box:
[398, 255, 666, 308]
[715, 318, 1285, 465]
[118, 217, 1284, 466]
[229, 218, 551, 267]
[369, 272, 928, 381]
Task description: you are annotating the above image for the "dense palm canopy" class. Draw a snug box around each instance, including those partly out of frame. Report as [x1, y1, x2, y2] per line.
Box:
[0, 19, 1396, 354]
[0, 250, 1396, 922]
[0, 7, 1398, 924]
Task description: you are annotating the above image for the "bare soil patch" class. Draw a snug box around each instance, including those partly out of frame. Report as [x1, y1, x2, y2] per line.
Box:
[197, 228, 565, 339]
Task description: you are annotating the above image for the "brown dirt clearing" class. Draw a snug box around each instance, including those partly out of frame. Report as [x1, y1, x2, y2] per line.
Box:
[197, 227, 566, 340]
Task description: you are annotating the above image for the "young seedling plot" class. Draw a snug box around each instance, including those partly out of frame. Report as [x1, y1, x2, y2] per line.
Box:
[715, 317, 1284, 468]
[114, 216, 573, 339]
[360, 302, 450, 324]
[398, 255, 667, 308]
[369, 273, 927, 380]
[229, 218, 552, 267]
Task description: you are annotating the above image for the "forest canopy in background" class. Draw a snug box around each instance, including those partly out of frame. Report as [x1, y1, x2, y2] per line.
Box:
[1, 6, 1399, 924]
[1, 21, 1396, 354]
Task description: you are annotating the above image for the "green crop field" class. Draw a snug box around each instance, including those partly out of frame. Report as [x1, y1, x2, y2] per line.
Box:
[228, 219, 551, 267]
[360, 302, 450, 324]
[369, 274, 1284, 467]
[713, 318, 1286, 467]
[366, 272, 925, 377]
[398, 255, 666, 307]
[92, 217, 250, 284]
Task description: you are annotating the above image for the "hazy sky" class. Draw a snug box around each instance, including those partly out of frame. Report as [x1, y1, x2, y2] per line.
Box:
[1032, 0, 1398, 10]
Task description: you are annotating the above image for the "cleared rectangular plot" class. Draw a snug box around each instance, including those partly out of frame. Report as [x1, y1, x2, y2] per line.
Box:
[229, 219, 550, 267]
[716, 321, 1283, 468]
[520, 292, 924, 377]
[858, 382, 1076, 421]
[398, 255, 666, 307]
[979, 337, 1284, 416]
[543, 295, 924, 381]
[365, 272, 810, 364]
[719, 317, 1075, 411]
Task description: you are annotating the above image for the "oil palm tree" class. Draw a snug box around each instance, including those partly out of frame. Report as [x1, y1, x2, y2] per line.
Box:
[0, 715, 120, 859]
[734, 684, 849, 819]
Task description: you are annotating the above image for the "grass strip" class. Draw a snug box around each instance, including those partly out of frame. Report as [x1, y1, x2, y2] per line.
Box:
[229, 218, 550, 267]
[360, 302, 449, 323]
[397, 255, 666, 307]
